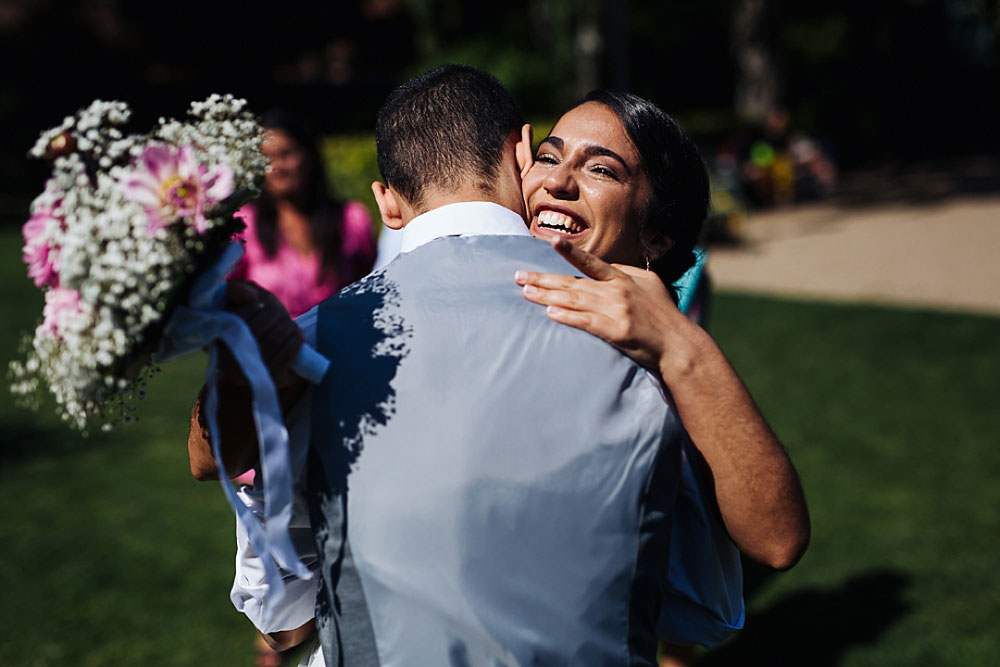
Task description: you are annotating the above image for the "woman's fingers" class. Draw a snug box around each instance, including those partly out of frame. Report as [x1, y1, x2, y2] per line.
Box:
[543, 304, 635, 353]
[543, 304, 598, 332]
[514, 240, 623, 289]
[514, 269, 579, 290]
[520, 281, 596, 312]
[550, 239, 620, 281]
[520, 279, 635, 343]
[516, 247, 680, 372]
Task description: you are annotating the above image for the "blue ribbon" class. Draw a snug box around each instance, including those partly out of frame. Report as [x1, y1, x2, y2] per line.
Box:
[158, 241, 328, 625]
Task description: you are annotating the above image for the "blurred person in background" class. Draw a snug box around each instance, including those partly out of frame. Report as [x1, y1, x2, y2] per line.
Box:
[231, 110, 377, 319]
[740, 106, 837, 207]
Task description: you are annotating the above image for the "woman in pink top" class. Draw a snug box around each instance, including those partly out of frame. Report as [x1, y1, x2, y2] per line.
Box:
[230, 110, 376, 318]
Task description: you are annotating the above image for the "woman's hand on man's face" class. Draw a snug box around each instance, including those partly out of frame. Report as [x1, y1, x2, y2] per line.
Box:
[514, 238, 686, 373]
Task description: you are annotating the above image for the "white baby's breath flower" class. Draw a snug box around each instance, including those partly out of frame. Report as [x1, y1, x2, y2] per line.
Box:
[10, 95, 265, 430]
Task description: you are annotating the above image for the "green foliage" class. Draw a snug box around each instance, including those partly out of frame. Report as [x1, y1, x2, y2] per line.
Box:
[400, 1, 583, 114]
[320, 133, 381, 226]
[411, 43, 561, 114]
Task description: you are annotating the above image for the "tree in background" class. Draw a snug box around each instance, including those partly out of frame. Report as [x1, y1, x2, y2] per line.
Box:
[732, 0, 780, 125]
[1, 0, 998, 208]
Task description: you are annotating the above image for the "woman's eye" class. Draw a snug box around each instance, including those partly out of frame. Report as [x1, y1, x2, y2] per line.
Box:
[535, 153, 558, 165]
[590, 164, 618, 179]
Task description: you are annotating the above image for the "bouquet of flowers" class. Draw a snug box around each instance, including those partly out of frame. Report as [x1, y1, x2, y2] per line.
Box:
[8, 94, 323, 623]
[9, 94, 268, 431]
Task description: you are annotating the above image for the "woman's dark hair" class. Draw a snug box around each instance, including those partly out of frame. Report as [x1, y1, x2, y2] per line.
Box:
[580, 90, 709, 288]
[256, 109, 344, 279]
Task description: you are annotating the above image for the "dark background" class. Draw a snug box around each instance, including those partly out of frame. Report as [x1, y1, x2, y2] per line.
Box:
[2, 0, 997, 215]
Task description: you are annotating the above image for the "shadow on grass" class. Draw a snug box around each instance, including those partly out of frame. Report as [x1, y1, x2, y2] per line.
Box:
[829, 155, 1000, 208]
[701, 568, 912, 667]
[0, 420, 91, 464]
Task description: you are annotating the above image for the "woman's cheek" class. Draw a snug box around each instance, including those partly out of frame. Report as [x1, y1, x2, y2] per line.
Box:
[521, 174, 542, 202]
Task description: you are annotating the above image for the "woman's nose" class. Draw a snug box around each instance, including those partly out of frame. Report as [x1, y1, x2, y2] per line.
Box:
[543, 164, 578, 199]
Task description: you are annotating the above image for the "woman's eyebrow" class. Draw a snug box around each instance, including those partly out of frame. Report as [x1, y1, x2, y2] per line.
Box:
[538, 136, 563, 151]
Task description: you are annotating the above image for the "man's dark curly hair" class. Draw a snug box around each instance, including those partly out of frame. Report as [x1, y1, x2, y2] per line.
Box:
[375, 65, 525, 208]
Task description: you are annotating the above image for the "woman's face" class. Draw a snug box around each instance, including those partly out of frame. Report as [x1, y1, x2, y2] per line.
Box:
[523, 102, 651, 267]
[262, 128, 309, 200]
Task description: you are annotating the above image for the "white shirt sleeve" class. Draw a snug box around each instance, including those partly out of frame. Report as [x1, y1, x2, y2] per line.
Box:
[230, 480, 318, 633]
[229, 309, 321, 634]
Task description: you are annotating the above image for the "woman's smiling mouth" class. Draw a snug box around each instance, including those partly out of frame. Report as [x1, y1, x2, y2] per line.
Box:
[533, 207, 588, 237]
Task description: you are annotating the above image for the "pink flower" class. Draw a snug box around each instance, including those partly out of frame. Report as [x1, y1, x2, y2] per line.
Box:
[41, 287, 85, 339]
[23, 204, 62, 288]
[120, 144, 234, 234]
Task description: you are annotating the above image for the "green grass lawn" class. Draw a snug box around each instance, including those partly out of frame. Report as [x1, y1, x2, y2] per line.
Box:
[700, 293, 1000, 666]
[1, 226, 998, 665]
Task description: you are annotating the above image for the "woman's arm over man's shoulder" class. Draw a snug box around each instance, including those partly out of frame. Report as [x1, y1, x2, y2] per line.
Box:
[516, 239, 810, 570]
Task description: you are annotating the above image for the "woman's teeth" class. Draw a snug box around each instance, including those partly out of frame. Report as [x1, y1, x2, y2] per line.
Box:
[537, 210, 584, 233]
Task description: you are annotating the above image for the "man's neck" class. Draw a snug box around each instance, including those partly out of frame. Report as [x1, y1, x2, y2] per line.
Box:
[408, 186, 526, 226]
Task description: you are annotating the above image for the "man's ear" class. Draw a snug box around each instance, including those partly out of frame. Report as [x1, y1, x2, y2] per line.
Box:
[515, 123, 534, 179]
[371, 181, 405, 230]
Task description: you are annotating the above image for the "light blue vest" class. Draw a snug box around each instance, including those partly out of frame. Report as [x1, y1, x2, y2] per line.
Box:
[310, 234, 686, 666]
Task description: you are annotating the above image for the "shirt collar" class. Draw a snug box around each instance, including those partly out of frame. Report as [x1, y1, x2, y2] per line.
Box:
[399, 201, 531, 254]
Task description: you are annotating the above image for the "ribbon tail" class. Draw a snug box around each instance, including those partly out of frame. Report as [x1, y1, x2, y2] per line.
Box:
[215, 314, 312, 579]
[159, 240, 319, 626]
[203, 345, 291, 627]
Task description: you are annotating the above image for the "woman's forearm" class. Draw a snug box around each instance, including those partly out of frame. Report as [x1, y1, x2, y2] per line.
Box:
[659, 320, 810, 569]
[187, 280, 307, 481]
[514, 243, 810, 568]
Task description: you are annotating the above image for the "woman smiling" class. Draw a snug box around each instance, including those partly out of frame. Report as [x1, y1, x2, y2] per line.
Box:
[517, 91, 810, 572]
[516, 92, 808, 664]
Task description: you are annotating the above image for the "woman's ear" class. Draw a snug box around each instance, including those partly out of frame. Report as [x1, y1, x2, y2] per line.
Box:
[516, 123, 534, 179]
[642, 230, 675, 262]
[371, 181, 404, 230]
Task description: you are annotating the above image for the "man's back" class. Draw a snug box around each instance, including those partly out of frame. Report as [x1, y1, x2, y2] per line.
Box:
[308, 232, 683, 667]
